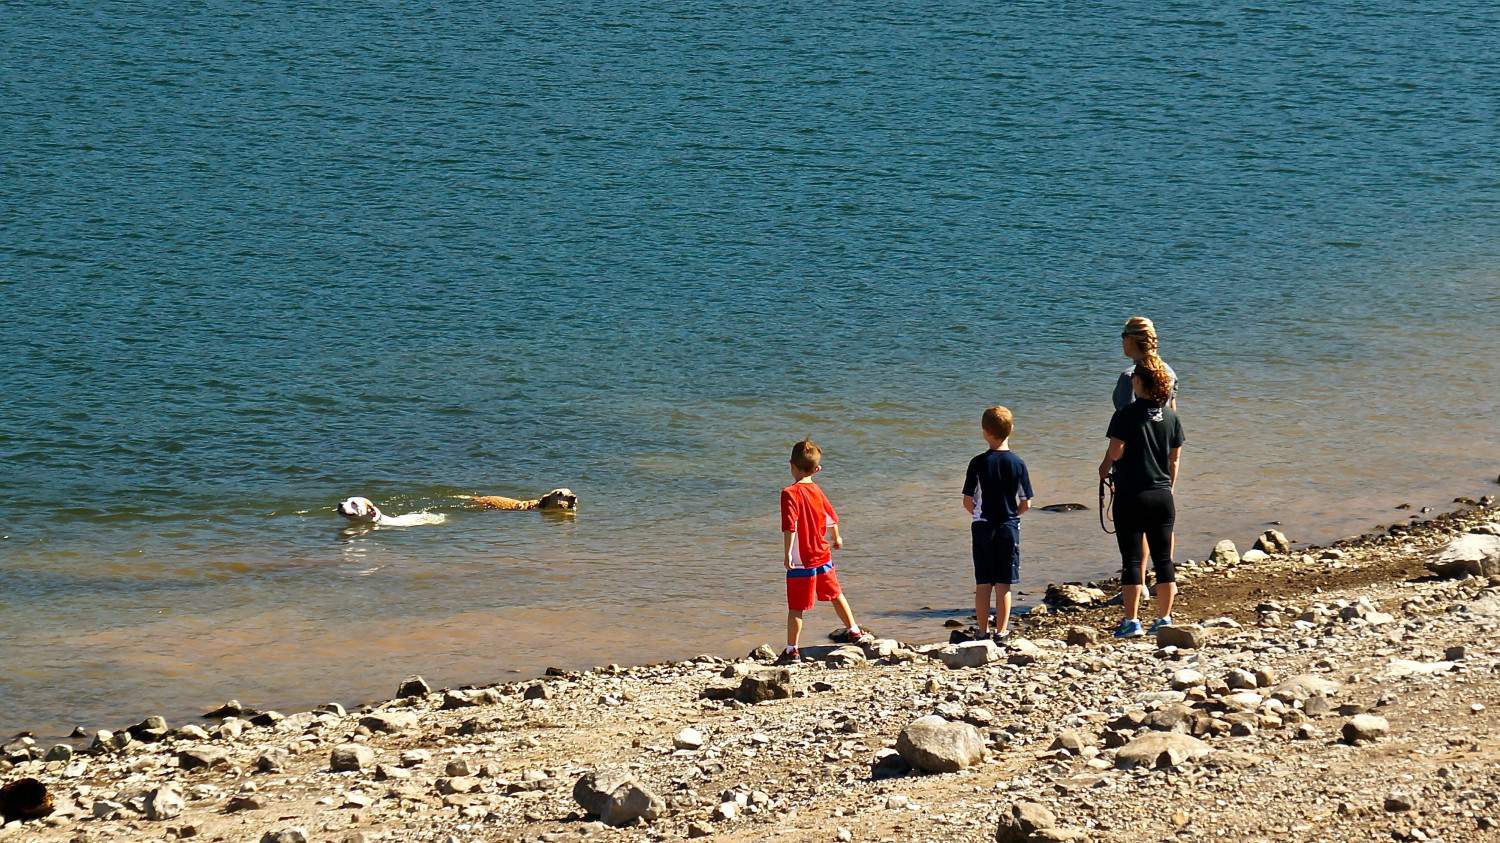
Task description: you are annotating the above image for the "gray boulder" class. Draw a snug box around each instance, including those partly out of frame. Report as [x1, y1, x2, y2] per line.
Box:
[330, 744, 375, 772]
[995, 800, 1086, 842]
[359, 711, 419, 733]
[895, 715, 985, 773]
[177, 746, 230, 770]
[1208, 540, 1239, 566]
[1254, 529, 1292, 554]
[736, 669, 792, 703]
[1341, 714, 1390, 744]
[396, 675, 431, 698]
[572, 768, 665, 826]
[144, 785, 184, 820]
[1426, 532, 1500, 578]
[1272, 674, 1342, 702]
[937, 640, 1000, 669]
[1115, 731, 1212, 769]
[260, 829, 309, 843]
[1155, 624, 1206, 649]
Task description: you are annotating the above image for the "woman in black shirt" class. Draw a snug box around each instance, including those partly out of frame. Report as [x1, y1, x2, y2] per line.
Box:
[1098, 359, 1185, 639]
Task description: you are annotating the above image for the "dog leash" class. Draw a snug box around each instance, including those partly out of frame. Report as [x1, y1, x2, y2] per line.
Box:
[1098, 476, 1115, 534]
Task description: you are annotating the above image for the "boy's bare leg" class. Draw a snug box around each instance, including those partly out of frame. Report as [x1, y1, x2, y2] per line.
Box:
[1155, 582, 1177, 618]
[786, 609, 804, 649]
[831, 594, 859, 634]
[974, 584, 993, 634]
[1122, 584, 1143, 620]
[995, 584, 1012, 634]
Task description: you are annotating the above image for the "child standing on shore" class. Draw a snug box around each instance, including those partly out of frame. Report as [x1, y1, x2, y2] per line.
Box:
[962, 407, 1033, 641]
[779, 439, 871, 665]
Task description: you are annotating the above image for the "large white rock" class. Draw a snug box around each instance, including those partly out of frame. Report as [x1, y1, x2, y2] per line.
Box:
[573, 768, 666, 826]
[1271, 674, 1342, 702]
[1426, 532, 1500, 578]
[1115, 731, 1212, 769]
[895, 715, 985, 773]
[936, 640, 1000, 669]
[1208, 540, 1239, 566]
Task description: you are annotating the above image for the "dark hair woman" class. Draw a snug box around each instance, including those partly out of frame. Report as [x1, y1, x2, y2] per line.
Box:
[1099, 358, 1184, 638]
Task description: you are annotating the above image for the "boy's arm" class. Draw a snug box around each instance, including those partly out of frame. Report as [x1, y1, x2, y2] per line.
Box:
[1017, 497, 1031, 515]
[1098, 438, 1126, 482]
[783, 531, 795, 569]
[1168, 446, 1182, 488]
[827, 522, 843, 550]
[963, 495, 976, 514]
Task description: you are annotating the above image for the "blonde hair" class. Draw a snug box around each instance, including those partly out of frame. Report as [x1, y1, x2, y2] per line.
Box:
[790, 438, 822, 473]
[1122, 315, 1159, 358]
[981, 406, 1014, 441]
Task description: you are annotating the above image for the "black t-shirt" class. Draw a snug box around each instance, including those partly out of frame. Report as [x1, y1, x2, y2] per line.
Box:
[962, 450, 1034, 523]
[1106, 401, 1185, 495]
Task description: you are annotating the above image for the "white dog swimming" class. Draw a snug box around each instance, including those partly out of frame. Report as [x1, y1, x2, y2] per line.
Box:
[335, 497, 446, 528]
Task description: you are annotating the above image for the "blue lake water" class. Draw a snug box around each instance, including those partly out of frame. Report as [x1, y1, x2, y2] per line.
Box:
[3, 1, 1499, 737]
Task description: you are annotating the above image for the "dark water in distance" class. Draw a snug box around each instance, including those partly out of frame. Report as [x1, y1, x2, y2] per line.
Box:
[3, 1, 1499, 737]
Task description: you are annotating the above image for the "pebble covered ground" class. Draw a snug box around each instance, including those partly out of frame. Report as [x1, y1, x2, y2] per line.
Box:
[4, 498, 1499, 843]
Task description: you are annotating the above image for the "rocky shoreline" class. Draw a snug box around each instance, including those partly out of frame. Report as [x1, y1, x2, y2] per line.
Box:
[4, 494, 1499, 842]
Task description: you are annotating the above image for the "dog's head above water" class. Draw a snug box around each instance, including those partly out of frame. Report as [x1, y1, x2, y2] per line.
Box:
[336, 496, 382, 522]
[537, 488, 578, 511]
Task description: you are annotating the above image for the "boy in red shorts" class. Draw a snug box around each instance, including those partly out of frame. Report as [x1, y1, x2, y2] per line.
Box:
[778, 438, 872, 665]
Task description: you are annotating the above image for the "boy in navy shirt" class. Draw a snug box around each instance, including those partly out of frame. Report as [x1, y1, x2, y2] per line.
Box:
[962, 406, 1034, 641]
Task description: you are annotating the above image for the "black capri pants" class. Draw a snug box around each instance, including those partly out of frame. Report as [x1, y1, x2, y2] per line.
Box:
[1113, 487, 1176, 585]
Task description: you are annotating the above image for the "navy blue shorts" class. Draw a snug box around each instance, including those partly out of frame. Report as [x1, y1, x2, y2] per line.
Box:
[971, 520, 1020, 584]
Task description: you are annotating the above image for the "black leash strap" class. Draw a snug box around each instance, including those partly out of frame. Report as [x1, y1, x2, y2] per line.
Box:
[1099, 477, 1115, 534]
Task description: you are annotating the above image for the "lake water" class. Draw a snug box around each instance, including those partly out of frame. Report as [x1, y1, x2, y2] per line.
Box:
[3, 1, 1498, 738]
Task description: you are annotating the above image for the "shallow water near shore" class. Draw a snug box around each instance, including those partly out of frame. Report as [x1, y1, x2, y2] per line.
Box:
[3, 1, 1500, 737]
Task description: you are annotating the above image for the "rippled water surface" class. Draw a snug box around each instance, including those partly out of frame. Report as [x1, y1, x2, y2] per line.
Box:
[3, 1, 1499, 736]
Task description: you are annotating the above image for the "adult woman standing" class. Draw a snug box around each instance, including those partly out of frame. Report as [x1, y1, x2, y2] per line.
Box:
[1112, 316, 1177, 591]
[1099, 360, 1184, 638]
[1114, 316, 1176, 412]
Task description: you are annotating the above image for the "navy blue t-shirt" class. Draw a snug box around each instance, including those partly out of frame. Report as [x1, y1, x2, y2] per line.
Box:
[962, 450, 1034, 523]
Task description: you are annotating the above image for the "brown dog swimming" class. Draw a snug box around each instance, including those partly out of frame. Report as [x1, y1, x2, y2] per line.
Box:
[458, 488, 577, 512]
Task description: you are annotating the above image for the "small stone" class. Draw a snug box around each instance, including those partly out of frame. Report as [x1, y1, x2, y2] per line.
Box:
[396, 675, 431, 697]
[203, 700, 248, 718]
[129, 715, 170, 743]
[44, 744, 73, 763]
[400, 749, 431, 767]
[871, 748, 912, 779]
[1156, 625, 1206, 649]
[358, 711, 418, 733]
[674, 727, 704, 750]
[1385, 791, 1415, 812]
[1224, 669, 1257, 690]
[687, 821, 713, 838]
[712, 800, 738, 821]
[995, 801, 1058, 843]
[1048, 730, 1091, 753]
[226, 794, 268, 812]
[937, 640, 1000, 669]
[330, 744, 375, 772]
[523, 682, 553, 700]
[144, 785, 184, 820]
[176, 724, 210, 741]
[1171, 669, 1206, 690]
[260, 829, 309, 843]
[1444, 645, 1466, 661]
[249, 710, 285, 727]
[177, 746, 230, 771]
[736, 669, 793, 704]
[1254, 529, 1292, 554]
[1208, 540, 1239, 566]
[444, 758, 476, 777]
[255, 748, 290, 773]
[1341, 714, 1390, 744]
[1064, 626, 1100, 647]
